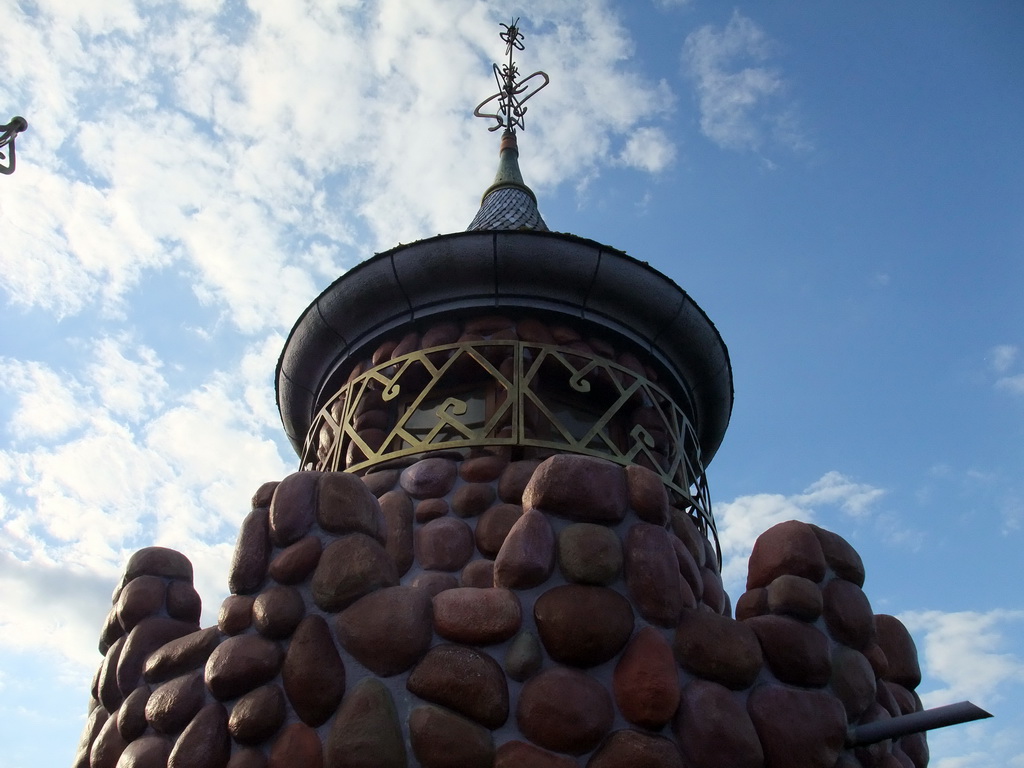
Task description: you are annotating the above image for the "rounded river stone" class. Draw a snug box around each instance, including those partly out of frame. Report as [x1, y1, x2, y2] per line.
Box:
[518, 666, 614, 755]
[433, 587, 522, 645]
[534, 584, 634, 667]
[253, 585, 305, 640]
[205, 634, 284, 701]
[557, 523, 622, 585]
[415, 517, 475, 572]
[407, 644, 510, 728]
[229, 684, 286, 745]
[409, 705, 495, 768]
[613, 626, 680, 729]
[325, 678, 406, 768]
[674, 609, 763, 690]
[336, 586, 433, 677]
[282, 614, 346, 727]
[311, 533, 399, 612]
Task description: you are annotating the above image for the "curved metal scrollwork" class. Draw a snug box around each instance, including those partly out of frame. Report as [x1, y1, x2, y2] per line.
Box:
[473, 19, 549, 133]
[1, 116, 28, 176]
[301, 340, 718, 549]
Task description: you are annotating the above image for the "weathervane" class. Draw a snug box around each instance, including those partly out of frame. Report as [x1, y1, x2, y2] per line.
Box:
[473, 18, 549, 133]
[0, 116, 28, 175]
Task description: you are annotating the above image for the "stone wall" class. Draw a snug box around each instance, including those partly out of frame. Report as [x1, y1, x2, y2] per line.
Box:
[74, 453, 926, 768]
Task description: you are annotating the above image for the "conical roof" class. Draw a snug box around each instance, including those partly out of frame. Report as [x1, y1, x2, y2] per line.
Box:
[467, 130, 548, 231]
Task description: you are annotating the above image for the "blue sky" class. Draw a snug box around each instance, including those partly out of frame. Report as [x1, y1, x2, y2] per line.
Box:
[1, 1, 1022, 765]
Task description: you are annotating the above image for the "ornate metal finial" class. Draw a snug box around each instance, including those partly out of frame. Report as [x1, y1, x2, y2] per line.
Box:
[0, 116, 28, 175]
[473, 19, 549, 133]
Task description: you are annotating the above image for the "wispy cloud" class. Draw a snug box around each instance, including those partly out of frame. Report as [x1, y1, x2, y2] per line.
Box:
[900, 609, 1024, 709]
[682, 10, 806, 155]
[989, 345, 1024, 395]
[716, 471, 885, 596]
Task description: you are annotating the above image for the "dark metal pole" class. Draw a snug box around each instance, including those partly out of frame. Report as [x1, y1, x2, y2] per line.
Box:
[847, 701, 992, 747]
[1, 116, 28, 175]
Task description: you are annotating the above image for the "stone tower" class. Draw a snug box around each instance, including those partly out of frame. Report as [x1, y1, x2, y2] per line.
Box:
[73, 23, 958, 768]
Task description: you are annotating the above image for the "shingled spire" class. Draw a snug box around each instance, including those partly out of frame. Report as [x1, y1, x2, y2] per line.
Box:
[468, 19, 549, 231]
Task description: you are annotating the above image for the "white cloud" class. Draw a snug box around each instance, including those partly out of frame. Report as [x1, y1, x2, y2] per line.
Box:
[682, 10, 805, 154]
[900, 609, 1024, 709]
[715, 471, 884, 596]
[990, 344, 1018, 374]
[0, 339, 291, 675]
[619, 126, 677, 172]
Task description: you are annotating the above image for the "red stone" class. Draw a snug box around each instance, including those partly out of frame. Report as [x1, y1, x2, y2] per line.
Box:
[99, 607, 125, 655]
[587, 730, 685, 768]
[407, 644, 509, 728]
[268, 722, 323, 768]
[415, 497, 449, 522]
[317, 471, 384, 540]
[823, 578, 876, 651]
[227, 749, 267, 768]
[401, 457, 458, 499]
[218, 595, 254, 636]
[416, 517, 475, 571]
[747, 684, 847, 768]
[452, 482, 496, 517]
[701, 567, 726, 614]
[311, 533, 399, 611]
[625, 465, 670, 525]
[362, 469, 399, 497]
[875, 615, 922, 689]
[746, 615, 831, 687]
[516, 317, 555, 344]
[747, 520, 827, 589]
[766, 574, 822, 621]
[735, 588, 768, 621]
[229, 509, 271, 595]
[495, 741, 576, 768]
[251, 481, 278, 509]
[267, 536, 322, 585]
[282, 615, 346, 726]
[433, 587, 522, 644]
[336, 586, 433, 676]
[124, 547, 194, 584]
[557, 523, 622, 586]
[497, 460, 541, 503]
[205, 635, 283, 701]
[461, 558, 494, 588]
[89, 712, 128, 768]
[411, 571, 459, 596]
[253, 585, 305, 640]
[625, 523, 686, 626]
[325, 678, 406, 768]
[674, 680, 763, 768]
[522, 455, 628, 524]
[117, 575, 166, 632]
[409, 705, 495, 768]
[229, 684, 286, 745]
[518, 666, 614, 755]
[674, 608, 763, 690]
[99, 635, 126, 711]
[474, 503, 523, 558]
[670, 510, 706, 569]
[168, 702, 230, 768]
[166, 581, 202, 623]
[117, 617, 197, 696]
[117, 686, 150, 741]
[613, 626, 680, 729]
[831, 645, 877, 722]
[810, 524, 866, 587]
[422, 320, 461, 347]
[493, 508, 555, 589]
[673, 537, 704, 601]
[74, 706, 107, 768]
[144, 627, 223, 684]
[379, 490, 414, 575]
[116, 735, 172, 767]
[460, 454, 509, 482]
[534, 584, 634, 667]
[268, 471, 318, 547]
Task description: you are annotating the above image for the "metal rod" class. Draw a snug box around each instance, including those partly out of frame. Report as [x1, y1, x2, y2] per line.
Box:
[847, 701, 992, 747]
[0, 116, 28, 175]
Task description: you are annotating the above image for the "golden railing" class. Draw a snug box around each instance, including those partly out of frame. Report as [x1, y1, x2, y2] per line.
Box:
[302, 341, 717, 542]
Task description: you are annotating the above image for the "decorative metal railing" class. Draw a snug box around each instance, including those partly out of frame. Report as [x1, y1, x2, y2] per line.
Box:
[302, 340, 717, 544]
